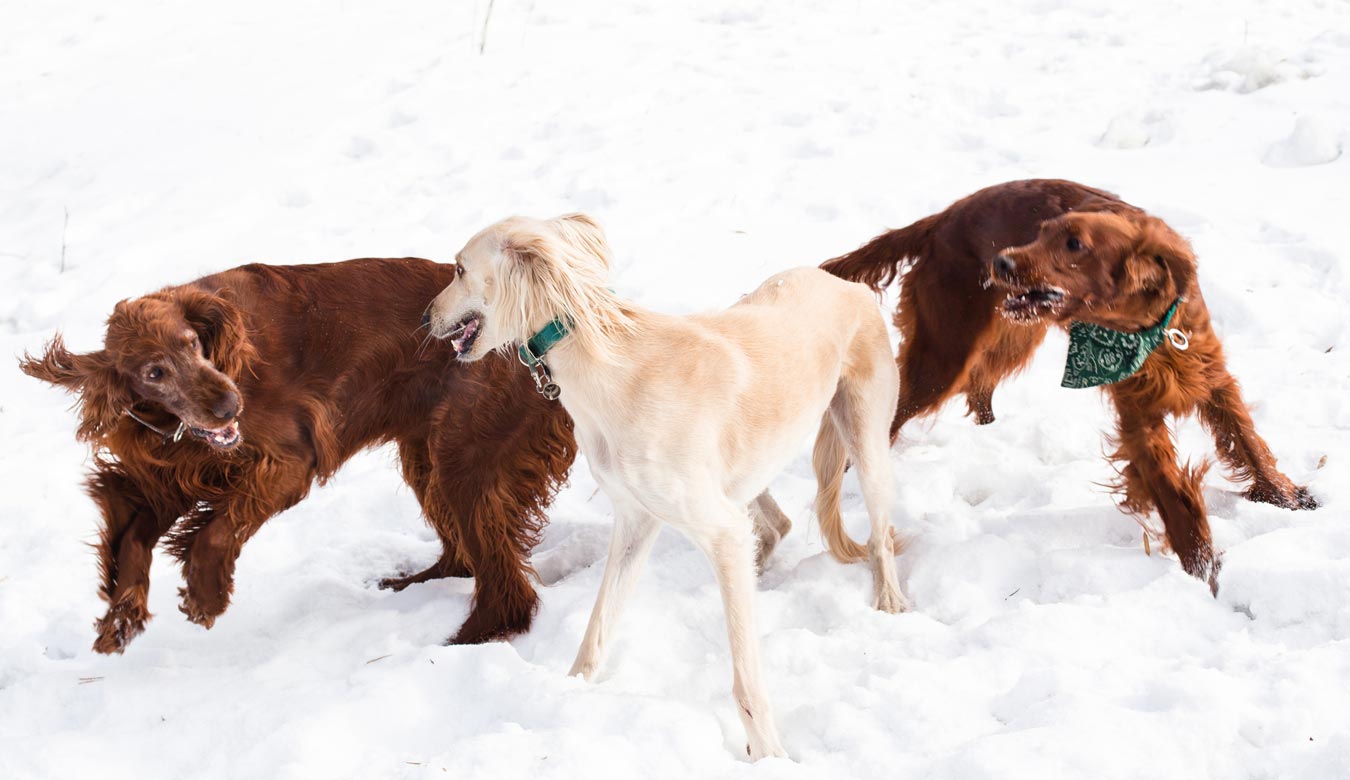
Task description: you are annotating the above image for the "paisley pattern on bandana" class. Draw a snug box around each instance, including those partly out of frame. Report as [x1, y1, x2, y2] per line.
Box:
[1061, 298, 1182, 389]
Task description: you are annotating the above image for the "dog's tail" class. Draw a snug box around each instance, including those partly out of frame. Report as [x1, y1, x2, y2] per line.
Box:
[813, 419, 869, 563]
[820, 213, 940, 293]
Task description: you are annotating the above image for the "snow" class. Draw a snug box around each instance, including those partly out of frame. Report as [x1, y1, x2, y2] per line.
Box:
[2, 0, 1349, 778]
[1264, 115, 1342, 167]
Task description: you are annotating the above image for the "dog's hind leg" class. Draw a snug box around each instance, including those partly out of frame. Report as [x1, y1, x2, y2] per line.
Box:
[962, 320, 1048, 425]
[1200, 373, 1318, 511]
[891, 282, 998, 441]
[569, 504, 662, 680]
[432, 371, 577, 645]
[834, 351, 909, 614]
[688, 508, 786, 760]
[87, 468, 180, 654]
[749, 491, 792, 573]
[380, 437, 471, 591]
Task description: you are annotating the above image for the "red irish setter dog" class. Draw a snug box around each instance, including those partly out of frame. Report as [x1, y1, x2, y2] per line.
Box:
[823, 179, 1317, 591]
[21, 258, 576, 653]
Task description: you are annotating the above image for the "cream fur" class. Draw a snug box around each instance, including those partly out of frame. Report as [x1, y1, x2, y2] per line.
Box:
[428, 213, 909, 761]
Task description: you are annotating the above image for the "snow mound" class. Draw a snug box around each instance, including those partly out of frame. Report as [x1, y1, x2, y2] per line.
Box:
[1264, 115, 1342, 167]
[1194, 46, 1323, 93]
[1099, 111, 1173, 150]
[1100, 114, 1151, 149]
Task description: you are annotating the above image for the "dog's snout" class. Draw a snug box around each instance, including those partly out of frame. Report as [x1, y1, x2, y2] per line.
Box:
[213, 391, 240, 421]
[993, 254, 1016, 280]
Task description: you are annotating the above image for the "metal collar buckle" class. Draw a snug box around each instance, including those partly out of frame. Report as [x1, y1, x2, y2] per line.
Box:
[517, 345, 561, 401]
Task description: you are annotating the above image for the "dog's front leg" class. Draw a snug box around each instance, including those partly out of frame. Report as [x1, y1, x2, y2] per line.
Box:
[693, 518, 787, 761]
[175, 485, 300, 629]
[1110, 405, 1219, 593]
[569, 505, 661, 679]
[87, 469, 179, 654]
[1200, 374, 1319, 511]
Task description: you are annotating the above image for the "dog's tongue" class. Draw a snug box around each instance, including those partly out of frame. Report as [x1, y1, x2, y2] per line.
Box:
[452, 318, 479, 354]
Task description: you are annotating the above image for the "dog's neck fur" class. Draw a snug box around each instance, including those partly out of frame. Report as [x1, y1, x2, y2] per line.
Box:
[532, 304, 649, 421]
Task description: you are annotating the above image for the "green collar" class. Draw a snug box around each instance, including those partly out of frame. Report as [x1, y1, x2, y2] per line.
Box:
[1061, 298, 1184, 389]
[517, 318, 571, 401]
[518, 318, 571, 367]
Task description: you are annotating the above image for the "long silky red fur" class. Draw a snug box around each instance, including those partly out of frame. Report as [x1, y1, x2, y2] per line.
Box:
[21, 258, 576, 653]
[822, 179, 1315, 591]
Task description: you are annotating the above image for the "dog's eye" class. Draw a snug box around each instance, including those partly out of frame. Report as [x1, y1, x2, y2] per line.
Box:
[146, 366, 165, 381]
[1066, 236, 1083, 252]
[456, 265, 465, 278]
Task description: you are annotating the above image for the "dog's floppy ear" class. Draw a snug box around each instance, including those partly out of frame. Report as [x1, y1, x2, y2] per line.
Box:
[19, 334, 129, 441]
[1125, 216, 1197, 299]
[179, 289, 255, 378]
[551, 213, 614, 271]
[20, 333, 96, 390]
[499, 213, 613, 275]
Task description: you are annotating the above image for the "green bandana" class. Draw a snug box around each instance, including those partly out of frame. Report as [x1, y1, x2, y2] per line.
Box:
[1061, 298, 1183, 389]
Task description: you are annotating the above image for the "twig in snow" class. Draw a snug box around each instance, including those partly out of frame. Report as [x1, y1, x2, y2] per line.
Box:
[78, 676, 104, 684]
[366, 653, 392, 664]
[480, 0, 496, 55]
[60, 207, 69, 273]
[1004, 587, 1021, 600]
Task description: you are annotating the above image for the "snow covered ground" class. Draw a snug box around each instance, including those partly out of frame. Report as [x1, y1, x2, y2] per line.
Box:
[2, 0, 1348, 777]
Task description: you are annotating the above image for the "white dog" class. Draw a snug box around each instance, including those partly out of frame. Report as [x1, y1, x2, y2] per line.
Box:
[427, 213, 908, 760]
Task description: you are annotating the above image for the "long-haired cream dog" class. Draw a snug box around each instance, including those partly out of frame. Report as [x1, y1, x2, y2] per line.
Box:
[427, 213, 908, 760]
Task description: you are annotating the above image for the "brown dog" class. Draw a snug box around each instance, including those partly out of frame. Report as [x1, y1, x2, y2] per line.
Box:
[21, 258, 576, 653]
[822, 179, 1316, 591]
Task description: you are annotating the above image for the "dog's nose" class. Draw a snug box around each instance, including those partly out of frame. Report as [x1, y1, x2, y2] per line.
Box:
[213, 391, 240, 421]
[421, 311, 432, 329]
[993, 254, 1016, 279]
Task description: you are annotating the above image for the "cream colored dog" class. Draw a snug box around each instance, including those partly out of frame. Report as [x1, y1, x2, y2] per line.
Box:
[427, 213, 908, 760]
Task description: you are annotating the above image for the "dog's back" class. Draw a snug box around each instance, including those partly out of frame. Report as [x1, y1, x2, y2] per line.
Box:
[822, 178, 1130, 293]
[191, 258, 461, 459]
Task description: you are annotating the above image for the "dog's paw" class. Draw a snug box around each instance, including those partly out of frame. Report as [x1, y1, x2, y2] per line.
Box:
[874, 587, 911, 615]
[1292, 486, 1320, 511]
[177, 586, 225, 629]
[92, 593, 151, 654]
[379, 556, 473, 591]
[1179, 548, 1222, 596]
[447, 596, 536, 646]
[568, 657, 600, 681]
[1207, 552, 1224, 597]
[377, 572, 420, 592]
[1244, 482, 1320, 511]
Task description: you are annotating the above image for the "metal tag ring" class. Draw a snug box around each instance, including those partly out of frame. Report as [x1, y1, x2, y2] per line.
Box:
[1166, 328, 1189, 351]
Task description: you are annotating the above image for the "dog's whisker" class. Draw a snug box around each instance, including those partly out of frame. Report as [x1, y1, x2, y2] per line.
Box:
[414, 331, 435, 359]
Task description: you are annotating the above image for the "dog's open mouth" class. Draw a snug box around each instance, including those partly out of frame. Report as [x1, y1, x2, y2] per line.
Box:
[189, 420, 242, 449]
[444, 312, 483, 357]
[1001, 285, 1066, 323]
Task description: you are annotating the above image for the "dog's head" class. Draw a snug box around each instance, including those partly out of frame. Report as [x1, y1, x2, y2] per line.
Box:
[990, 211, 1197, 330]
[427, 212, 618, 362]
[20, 288, 254, 448]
